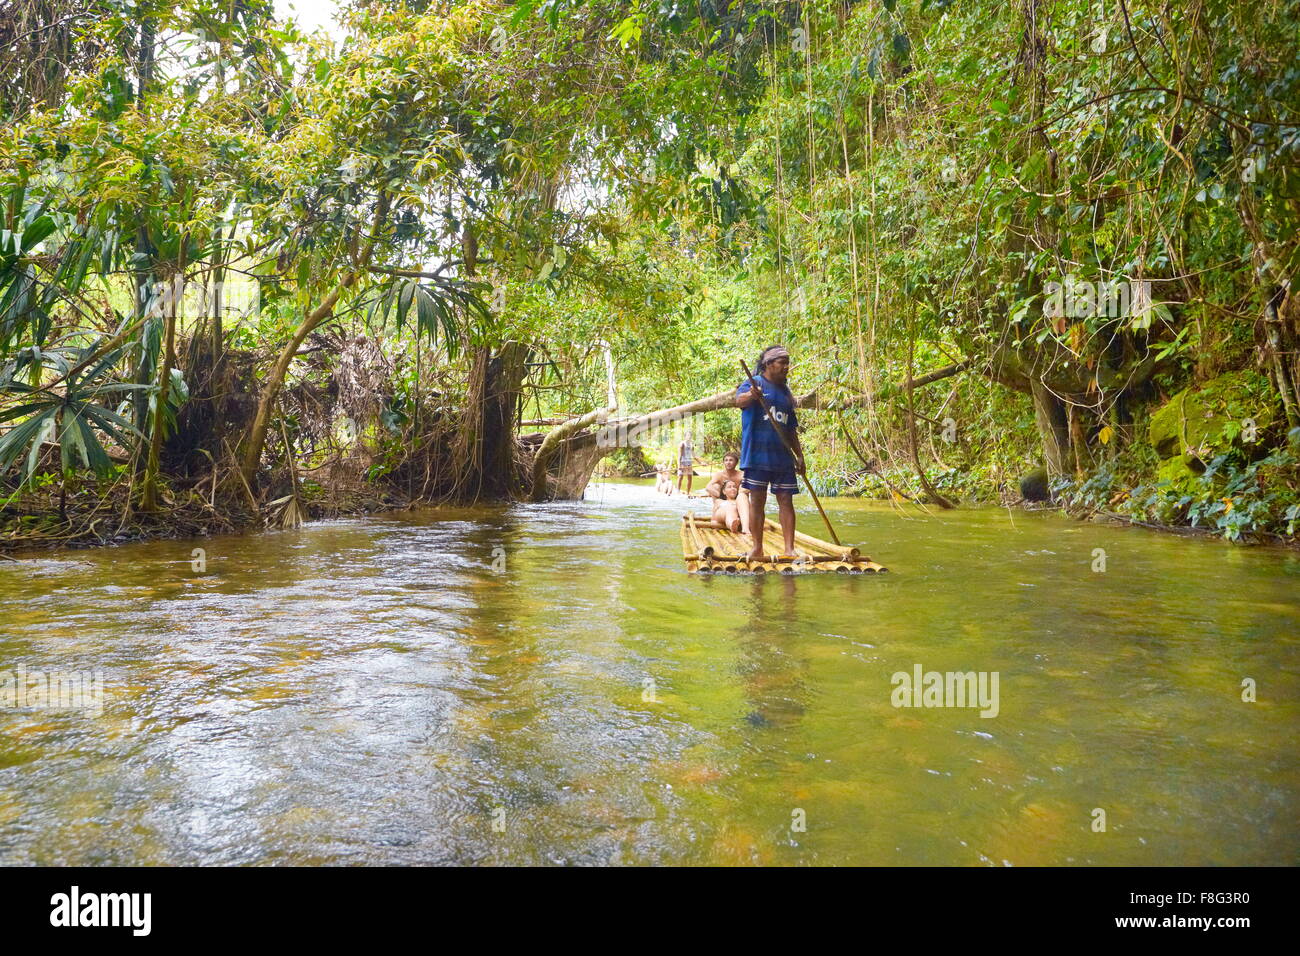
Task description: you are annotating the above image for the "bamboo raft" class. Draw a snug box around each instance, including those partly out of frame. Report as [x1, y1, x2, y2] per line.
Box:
[680, 513, 888, 574]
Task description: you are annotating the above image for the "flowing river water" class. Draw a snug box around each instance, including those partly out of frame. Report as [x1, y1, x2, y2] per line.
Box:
[1, 481, 1297, 865]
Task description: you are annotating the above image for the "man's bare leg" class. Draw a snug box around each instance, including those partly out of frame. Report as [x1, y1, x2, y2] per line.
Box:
[747, 485, 767, 560]
[775, 490, 796, 555]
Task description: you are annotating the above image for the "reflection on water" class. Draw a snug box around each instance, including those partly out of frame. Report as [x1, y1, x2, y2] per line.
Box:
[0, 482, 1297, 865]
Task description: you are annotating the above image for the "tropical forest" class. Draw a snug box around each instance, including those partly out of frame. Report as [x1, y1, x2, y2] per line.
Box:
[2, 0, 1297, 543]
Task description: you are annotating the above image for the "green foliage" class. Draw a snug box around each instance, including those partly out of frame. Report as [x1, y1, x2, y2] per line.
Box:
[1059, 443, 1300, 542]
[0, 344, 144, 485]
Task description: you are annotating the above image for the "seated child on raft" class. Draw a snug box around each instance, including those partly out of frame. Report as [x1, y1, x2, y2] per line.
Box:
[710, 480, 746, 532]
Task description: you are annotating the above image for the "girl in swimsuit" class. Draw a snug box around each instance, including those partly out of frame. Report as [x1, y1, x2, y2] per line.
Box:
[710, 480, 744, 532]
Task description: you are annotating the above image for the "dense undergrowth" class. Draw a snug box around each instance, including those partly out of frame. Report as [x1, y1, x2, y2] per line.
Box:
[1054, 434, 1300, 542]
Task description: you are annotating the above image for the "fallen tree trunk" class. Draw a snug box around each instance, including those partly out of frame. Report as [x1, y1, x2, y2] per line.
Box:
[532, 359, 978, 501]
[530, 405, 616, 501]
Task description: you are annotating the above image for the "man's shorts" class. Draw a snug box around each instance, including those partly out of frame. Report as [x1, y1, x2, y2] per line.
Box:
[677, 462, 693, 476]
[742, 467, 800, 495]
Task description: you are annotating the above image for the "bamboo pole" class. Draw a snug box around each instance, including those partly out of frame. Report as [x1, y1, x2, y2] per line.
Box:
[762, 518, 860, 561]
[680, 518, 696, 560]
[704, 552, 843, 564]
[684, 513, 711, 559]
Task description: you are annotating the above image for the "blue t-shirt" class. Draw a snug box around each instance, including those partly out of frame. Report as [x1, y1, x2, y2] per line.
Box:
[736, 376, 798, 471]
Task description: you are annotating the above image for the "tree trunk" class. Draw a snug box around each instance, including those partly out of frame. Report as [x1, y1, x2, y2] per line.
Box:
[140, 240, 185, 511]
[239, 198, 387, 488]
[128, 11, 157, 442]
[1264, 295, 1300, 429]
[239, 282, 349, 489]
[209, 222, 226, 358]
[1067, 399, 1091, 478]
[479, 341, 530, 498]
[1031, 379, 1073, 477]
[446, 221, 531, 501]
[530, 405, 617, 502]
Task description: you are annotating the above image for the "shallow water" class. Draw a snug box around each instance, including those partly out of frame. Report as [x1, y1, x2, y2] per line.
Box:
[1, 482, 1297, 865]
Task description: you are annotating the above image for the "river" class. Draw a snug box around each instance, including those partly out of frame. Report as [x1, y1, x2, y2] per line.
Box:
[1, 481, 1297, 865]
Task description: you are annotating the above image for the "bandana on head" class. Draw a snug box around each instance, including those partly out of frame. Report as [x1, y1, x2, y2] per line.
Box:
[763, 347, 790, 367]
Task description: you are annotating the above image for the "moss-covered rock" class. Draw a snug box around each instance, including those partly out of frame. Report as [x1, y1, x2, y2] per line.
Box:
[1155, 454, 1203, 495]
[1019, 466, 1050, 501]
[1147, 370, 1276, 460]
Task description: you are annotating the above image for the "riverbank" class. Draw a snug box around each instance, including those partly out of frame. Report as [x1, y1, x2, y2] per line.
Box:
[7, 470, 1300, 555]
[813, 449, 1300, 549]
[0, 476, 417, 554]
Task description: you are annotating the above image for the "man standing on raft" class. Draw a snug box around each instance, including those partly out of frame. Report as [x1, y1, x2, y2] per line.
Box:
[735, 345, 804, 560]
